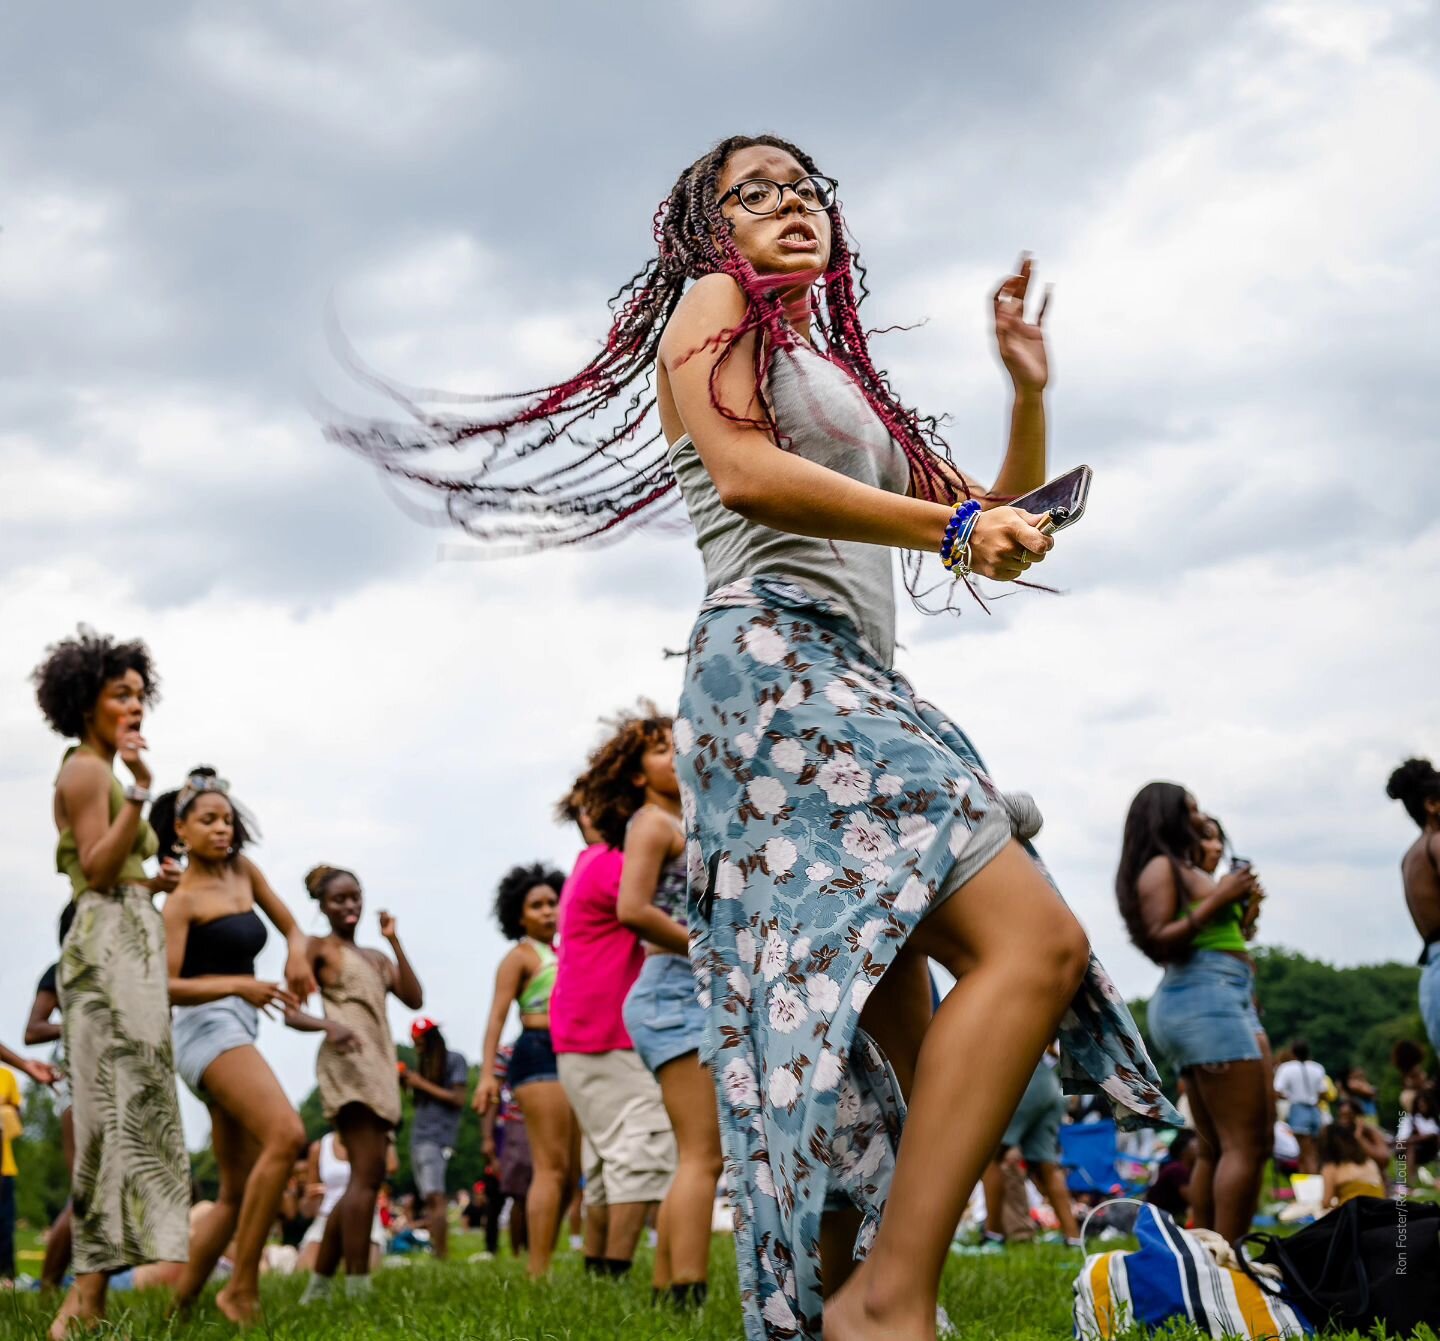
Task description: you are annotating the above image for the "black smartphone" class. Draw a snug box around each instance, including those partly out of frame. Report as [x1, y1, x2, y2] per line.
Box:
[1011, 464, 1092, 535]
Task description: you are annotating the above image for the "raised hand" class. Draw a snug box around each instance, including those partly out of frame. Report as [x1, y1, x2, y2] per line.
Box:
[993, 254, 1051, 393]
[378, 910, 397, 940]
[117, 724, 152, 790]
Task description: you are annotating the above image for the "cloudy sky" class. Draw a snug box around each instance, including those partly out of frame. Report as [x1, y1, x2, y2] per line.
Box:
[3, 1, 1437, 1143]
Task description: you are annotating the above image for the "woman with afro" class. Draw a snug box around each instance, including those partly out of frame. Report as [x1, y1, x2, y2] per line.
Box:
[1388, 758, 1440, 1056]
[31, 627, 189, 1337]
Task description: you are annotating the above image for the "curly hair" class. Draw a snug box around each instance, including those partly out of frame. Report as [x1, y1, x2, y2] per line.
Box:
[554, 780, 584, 827]
[577, 706, 673, 850]
[32, 626, 160, 739]
[150, 766, 253, 864]
[305, 863, 358, 901]
[493, 862, 566, 941]
[1387, 757, 1440, 828]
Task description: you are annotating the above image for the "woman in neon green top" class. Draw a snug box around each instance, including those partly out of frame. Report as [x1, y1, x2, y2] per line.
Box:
[475, 863, 575, 1279]
[32, 628, 190, 1338]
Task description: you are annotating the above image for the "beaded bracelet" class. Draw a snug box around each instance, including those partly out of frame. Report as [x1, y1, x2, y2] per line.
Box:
[940, 500, 982, 577]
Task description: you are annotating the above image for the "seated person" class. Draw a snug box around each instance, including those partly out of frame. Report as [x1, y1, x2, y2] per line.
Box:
[1145, 1129, 1196, 1222]
[1319, 1121, 1385, 1207]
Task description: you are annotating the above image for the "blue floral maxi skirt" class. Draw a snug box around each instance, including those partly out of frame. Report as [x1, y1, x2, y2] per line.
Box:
[674, 579, 1181, 1340]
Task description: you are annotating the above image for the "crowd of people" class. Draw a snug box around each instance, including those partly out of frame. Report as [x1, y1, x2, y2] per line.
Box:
[3, 131, 1439, 1341]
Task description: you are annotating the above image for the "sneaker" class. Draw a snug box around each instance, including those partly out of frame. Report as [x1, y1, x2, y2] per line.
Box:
[467, 1251, 495, 1264]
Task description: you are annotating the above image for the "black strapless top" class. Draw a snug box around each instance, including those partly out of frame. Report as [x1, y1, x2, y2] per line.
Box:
[180, 910, 268, 978]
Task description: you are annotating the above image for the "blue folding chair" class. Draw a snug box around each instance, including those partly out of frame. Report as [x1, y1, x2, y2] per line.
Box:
[1059, 1119, 1150, 1197]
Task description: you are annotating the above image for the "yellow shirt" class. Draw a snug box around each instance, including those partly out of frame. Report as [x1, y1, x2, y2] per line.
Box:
[0, 1067, 20, 1177]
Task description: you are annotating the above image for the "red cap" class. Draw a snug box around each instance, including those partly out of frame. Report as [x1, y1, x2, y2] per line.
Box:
[410, 1016, 439, 1043]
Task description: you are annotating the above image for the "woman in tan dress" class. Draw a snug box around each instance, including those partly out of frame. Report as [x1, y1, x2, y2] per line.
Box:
[31, 628, 189, 1339]
[293, 864, 423, 1301]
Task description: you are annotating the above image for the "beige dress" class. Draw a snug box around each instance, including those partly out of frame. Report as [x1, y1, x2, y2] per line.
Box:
[318, 944, 402, 1127]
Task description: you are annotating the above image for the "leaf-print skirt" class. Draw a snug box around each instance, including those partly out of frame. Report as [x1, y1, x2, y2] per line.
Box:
[674, 577, 1181, 1340]
[59, 886, 190, 1274]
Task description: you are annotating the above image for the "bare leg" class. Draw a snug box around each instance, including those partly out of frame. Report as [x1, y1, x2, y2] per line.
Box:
[981, 1159, 1007, 1237]
[1031, 1163, 1080, 1240]
[514, 1081, 575, 1278]
[583, 1202, 608, 1259]
[509, 1195, 529, 1255]
[652, 1192, 672, 1290]
[315, 1106, 390, 1278]
[172, 1108, 252, 1308]
[425, 1192, 449, 1260]
[824, 842, 1091, 1341]
[200, 1047, 308, 1321]
[1188, 1060, 1271, 1244]
[41, 1111, 75, 1291]
[654, 1051, 723, 1286]
[49, 1272, 106, 1340]
[603, 1201, 650, 1262]
[1183, 1069, 1219, 1230]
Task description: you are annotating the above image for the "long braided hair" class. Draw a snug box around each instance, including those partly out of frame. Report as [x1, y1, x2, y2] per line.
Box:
[327, 133, 972, 601]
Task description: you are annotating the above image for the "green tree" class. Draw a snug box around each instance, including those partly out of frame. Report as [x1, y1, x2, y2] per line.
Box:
[14, 1081, 68, 1229]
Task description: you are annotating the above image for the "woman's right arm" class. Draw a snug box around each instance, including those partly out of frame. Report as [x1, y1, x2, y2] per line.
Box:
[1135, 859, 1257, 955]
[659, 275, 1052, 582]
[24, 988, 61, 1047]
[58, 753, 146, 893]
[474, 953, 523, 1114]
[616, 809, 689, 955]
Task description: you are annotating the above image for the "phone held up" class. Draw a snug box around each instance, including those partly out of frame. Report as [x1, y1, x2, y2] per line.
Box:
[1009, 464, 1092, 537]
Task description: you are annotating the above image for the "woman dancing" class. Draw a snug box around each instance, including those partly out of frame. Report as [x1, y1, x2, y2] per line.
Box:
[1387, 758, 1440, 1054]
[593, 709, 722, 1305]
[153, 768, 321, 1322]
[475, 863, 577, 1278]
[32, 629, 190, 1338]
[402, 1018, 469, 1260]
[331, 134, 1177, 1339]
[296, 865, 423, 1300]
[1117, 783, 1269, 1243]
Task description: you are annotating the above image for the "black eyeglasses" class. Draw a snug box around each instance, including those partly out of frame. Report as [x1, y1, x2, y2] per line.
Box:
[718, 175, 838, 216]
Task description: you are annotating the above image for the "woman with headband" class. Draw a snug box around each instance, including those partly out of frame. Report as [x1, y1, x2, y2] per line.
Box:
[153, 767, 323, 1324]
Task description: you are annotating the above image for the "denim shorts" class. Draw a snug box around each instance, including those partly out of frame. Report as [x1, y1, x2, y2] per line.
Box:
[172, 996, 259, 1099]
[1421, 945, 1440, 1060]
[621, 953, 705, 1075]
[1287, 1101, 1323, 1136]
[1147, 951, 1263, 1071]
[411, 1139, 451, 1197]
[508, 1026, 558, 1089]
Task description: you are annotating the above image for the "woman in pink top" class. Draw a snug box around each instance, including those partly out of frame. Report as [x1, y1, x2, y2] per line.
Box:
[552, 781, 676, 1278]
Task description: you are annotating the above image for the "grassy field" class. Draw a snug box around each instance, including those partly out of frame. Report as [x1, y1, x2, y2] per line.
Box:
[3, 1226, 1437, 1340]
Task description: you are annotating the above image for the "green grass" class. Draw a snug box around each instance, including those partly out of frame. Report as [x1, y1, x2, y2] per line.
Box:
[2, 1228, 1436, 1340]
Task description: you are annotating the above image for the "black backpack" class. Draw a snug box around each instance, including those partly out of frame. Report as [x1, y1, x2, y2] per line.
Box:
[1240, 1197, 1440, 1333]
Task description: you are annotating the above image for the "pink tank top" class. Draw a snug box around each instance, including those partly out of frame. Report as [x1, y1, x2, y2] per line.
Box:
[549, 844, 641, 1055]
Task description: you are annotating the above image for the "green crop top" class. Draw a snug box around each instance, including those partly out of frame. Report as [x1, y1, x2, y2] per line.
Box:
[55, 746, 159, 896]
[1189, 896, 1248, 954]
[517, 938, 557, 1015]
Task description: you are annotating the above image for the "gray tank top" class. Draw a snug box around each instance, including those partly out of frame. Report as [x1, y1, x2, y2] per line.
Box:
[666, 343, 911, 665]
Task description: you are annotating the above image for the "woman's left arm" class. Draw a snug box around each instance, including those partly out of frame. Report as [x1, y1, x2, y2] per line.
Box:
[379, 910, 424, 1009]
[988, 257, 1049, 500]
[244, 855, 319, 1000]
[616, 809, 689, 955]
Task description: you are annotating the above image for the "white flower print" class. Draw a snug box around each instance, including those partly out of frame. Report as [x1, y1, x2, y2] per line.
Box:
[757, 699, 777, 730]
[770, 738, 806, 774]
[672, 716, 696, 755]
[851, 979, 874, 1013]
[735, 926, 757, 967]
[836, 1078, 862, 1127]
[841, 814, 895, 862]
[761, 930, 789, 982]
[721, 1057, 760, 1109]
[714, 858, 745, 901]
[856, 1132, 889, 1180]
[863, 859, 892, 883]
[894, 875, 930, 914]
[816, 757, 873, 805]
[747, 776, 788, 816]
[742, 624, 787, 665]
[768, 983, 807, 1034]
[807, 973, 841, 1015]
[764, 835, 798, 874]
[767, 1065, 800, 1109]
[948, 823, 974, 858]
[806, 861, 834, 883]
[735, 730, 759, 759]
[899, 814, 938, 851]
[762, 1293, 800, 1331]
[789, 936, 811, 962]
[778, 679, 809, 711]
[754, 1154, 777, 1199]
[855, 918, 885, 950]
[876, 773, 904, 796]
[824, 679, 860, 711]
[728, 967, 752, 1004]
[697, 986, 711, 1009]
[812, 1048, 843, 1092]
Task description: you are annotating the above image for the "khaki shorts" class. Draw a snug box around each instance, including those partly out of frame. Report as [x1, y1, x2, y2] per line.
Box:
[557, 1050, 675, 1207]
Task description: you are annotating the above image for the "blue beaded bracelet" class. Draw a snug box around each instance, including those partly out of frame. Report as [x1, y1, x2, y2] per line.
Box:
[940, 500, 982, 574]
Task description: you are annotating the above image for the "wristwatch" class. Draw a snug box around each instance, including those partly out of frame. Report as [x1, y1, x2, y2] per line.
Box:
[123, 784, 152, 805]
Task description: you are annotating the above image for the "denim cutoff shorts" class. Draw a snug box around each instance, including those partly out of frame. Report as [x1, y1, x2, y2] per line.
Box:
[172, 996, 260, 1099]
[1147, 950, 1262, 1071]
[1287, 1102, 1323, 1136]
[621, 953, 705, 1075]
[1421, 944, 1440, 1062]
[508, 1026, 559, 1089]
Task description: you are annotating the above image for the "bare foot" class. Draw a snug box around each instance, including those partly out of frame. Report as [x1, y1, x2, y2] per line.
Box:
[215, 1283, 261, 1325]
[822, 1263, 937, 1341]
[48, 1286, 100, 1340]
